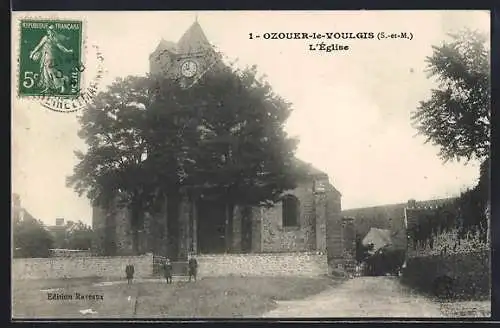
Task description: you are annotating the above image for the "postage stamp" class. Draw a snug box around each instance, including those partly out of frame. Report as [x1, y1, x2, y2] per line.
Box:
[18, 20, 83, 97]
[35, 44, 104, 113]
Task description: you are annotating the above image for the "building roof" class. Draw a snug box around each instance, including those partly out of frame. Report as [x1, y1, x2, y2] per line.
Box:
[152, 21, 213, 56]
[177, 21, 212, 53]
[154, 39, 177, 54]
[294, 158, 328, 178]
[293, 158, 341, 196]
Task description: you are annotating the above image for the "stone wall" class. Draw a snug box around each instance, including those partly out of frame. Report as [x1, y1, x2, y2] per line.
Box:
[114, 206, 134, 254]
[325, 190, 358, 275]
[93, 195, 171, 257]
[251, 207, 262, 252]
[196, 252, 328, 277]
[92, 198, 135, 256]
[12, 254, 154, 280]
[12, 252, 328, 280]
[260, 181, 317, 252]
[314, 191, 328, 251]
[91, 205, 106, 255]
[341, 217, 357, 273]
[326, 188, 343, 261]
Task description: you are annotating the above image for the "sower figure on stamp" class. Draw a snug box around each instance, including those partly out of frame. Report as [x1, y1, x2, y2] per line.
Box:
[188, 254, 198, 282]
[29, 25, 73, 94]
[163, 258, 173, 284]
[125, 262, 135, 284]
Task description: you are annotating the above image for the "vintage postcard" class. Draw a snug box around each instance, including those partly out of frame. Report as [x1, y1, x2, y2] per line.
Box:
[11, 10, 491, 319]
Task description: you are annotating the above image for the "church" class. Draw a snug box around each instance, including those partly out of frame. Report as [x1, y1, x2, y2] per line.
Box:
[92, 20, 347, 264]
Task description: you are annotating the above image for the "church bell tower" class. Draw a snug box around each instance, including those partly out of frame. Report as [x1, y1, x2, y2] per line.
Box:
[149, 19, 221, 88]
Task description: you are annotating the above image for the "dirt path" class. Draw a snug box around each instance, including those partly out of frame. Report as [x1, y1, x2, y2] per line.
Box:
[262, 276, 444, 318]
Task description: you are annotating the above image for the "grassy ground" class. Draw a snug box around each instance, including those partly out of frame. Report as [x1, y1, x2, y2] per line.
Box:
[439, 300, 491, 318]
[12, 276, 341, 318]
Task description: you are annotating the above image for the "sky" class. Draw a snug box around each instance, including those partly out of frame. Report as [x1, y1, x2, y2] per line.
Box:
[11, 10, 490, 226]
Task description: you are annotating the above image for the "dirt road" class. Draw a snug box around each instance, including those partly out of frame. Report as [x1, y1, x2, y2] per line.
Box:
[262, 276, 444, 318]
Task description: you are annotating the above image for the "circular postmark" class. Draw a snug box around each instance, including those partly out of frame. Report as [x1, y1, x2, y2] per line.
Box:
[33, 45, 105, 113]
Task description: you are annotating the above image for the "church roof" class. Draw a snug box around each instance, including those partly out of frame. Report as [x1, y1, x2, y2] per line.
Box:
[152, 21, 213, 56]
[177, 21, 212, 53]
[294, 158, 327, 178]
[293, 158, 341, 196]
[154, 39, 177, 54]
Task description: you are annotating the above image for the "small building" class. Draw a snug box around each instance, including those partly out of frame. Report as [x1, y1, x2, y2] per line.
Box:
[362, 227, 393, 254]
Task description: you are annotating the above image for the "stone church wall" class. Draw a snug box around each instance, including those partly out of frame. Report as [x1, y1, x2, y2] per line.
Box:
[259, 181, 320, 253]
[93, 178, 341, 256]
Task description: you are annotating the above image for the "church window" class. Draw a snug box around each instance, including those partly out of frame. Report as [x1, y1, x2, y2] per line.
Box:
[282, 195, 299, 227]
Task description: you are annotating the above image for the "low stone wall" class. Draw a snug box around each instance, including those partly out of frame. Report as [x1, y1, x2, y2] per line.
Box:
[12, 254, 153, 280]
[401, 250, 490, 300]
[197, 252, 328, 277]
[12, 252, 329, 280]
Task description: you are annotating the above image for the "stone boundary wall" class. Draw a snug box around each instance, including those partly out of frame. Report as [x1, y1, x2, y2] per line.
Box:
[12, 252, 329, 280]
[196, 252, 328, 277]
[12, 255, 153, 280]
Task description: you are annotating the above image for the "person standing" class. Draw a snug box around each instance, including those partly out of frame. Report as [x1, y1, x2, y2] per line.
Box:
[188, 255, 198, 282]
[164, 258, 173, 284]
[125, 262, 135, 284]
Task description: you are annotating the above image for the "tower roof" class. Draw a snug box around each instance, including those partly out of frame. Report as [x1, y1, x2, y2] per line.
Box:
[176, 21, 212, 53]
[151, 21, 213, 57]
[154, 38, 177, 54]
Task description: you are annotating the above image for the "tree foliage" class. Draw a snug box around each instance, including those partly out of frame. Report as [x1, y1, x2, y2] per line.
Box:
[67, 76, 152, 207]
[411, 29, 490, 163]
[159, 64, 303, 206]
[13, 214, 54, 258]
[52, 221, 94, 250]
[407, 29, 491, 248]
[67, 76, 160, 253]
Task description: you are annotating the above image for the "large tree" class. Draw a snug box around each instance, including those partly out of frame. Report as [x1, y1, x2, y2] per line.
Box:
[411, 29, 490, 163]
[410, 29, 491, 241]
[67, 76, 156, 254]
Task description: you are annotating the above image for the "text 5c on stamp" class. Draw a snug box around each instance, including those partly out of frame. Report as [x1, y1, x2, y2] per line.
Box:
[18, 20, 84, 98]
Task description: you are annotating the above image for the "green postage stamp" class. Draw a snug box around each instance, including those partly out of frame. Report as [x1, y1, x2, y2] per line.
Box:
[18, 20, 83, 97]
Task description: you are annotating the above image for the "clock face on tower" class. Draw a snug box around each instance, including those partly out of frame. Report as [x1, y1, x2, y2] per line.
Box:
[180, 60, 198, 78]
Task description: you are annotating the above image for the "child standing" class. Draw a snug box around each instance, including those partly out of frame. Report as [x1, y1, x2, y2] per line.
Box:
[125, 263, 135, 284]
[188, 255, 198, 282]
[164, 258, 173, 284]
